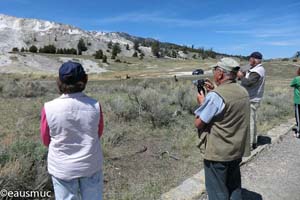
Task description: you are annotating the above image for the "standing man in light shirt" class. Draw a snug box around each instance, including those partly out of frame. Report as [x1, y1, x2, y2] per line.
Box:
[40, 61, 104, 200]
[237, 51, 265, 150]
[195, 57, 250, 200]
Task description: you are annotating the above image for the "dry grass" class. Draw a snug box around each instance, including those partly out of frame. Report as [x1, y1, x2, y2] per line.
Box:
[0, 59, 297, 199]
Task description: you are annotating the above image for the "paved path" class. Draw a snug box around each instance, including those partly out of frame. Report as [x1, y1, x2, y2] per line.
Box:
[241, 130, 300, 200]
[161, 119, 295, 200]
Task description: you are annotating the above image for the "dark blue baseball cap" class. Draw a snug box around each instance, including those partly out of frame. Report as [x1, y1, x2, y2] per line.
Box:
[59, 61, 86, 84]
[249, 51, 263, 59]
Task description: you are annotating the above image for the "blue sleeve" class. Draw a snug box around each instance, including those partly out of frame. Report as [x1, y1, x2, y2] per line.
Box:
[194, 92, 225, 124]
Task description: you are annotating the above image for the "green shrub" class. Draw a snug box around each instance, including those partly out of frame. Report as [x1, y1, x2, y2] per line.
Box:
[0, 138, 47, 166]
[257, 87, 293, 131]
[132, 52, 138, 57]
[139, 88, 173, 127]
[1, 80, 48, 98]
[109, 96, 139, 121]
[12, 47, 19, 52]
[177, 85, 198, 114]
[29, 45, 38, 53]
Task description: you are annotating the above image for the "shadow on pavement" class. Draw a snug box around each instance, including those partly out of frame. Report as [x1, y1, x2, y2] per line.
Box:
[242, 188, 262, 200]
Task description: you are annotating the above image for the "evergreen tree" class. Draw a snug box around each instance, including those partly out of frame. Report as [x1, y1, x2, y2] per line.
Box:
[77, 38, 87, 55]
[112, 43, 121, 58]
[29, 45, 38, 53]
[12, 47, 19, 52]
[107, 41, 113, 49]
[102, 55, 107, 63]
[132, 52, 138, 57]
[21, 47, 25, 52]
[95, 49, 103, 59]
[43, 45, 56, 54]
[206, 48, 216, 58]
[56, 48, 63, 54]
[182, 46, 188, 54]
[151, 41, 160, 58]
[172, 50, 177, 58]
[126, 44, 130, 50]
[71, 48, 77, 55]
[133, 40, 139, 51]
[139, 52, 144, 60]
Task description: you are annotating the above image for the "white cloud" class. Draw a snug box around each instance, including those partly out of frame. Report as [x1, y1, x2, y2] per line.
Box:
[98, 11, 257, 27]
[217, 27, 300, 38]
[265, 40, 300, 46]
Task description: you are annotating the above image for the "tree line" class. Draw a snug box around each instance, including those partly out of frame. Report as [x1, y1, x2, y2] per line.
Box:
[11, 37, 222, 61]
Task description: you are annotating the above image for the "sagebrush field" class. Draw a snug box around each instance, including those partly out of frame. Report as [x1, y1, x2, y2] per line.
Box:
[0, 58, 297, 199]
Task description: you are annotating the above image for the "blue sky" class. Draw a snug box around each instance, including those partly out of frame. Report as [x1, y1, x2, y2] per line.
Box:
[0, 0, 300, 58]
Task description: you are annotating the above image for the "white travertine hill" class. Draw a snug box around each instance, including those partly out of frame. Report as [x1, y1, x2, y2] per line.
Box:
[0, 13, 190, 74]
[0, 14, 140, 56]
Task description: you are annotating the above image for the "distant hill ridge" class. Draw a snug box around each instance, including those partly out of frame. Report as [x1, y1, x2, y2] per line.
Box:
[0, 13, 234, 59]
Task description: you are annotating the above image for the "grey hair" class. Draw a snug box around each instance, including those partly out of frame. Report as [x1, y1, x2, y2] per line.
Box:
[254, 58, 262, 64]
[222, 70, 237, 80]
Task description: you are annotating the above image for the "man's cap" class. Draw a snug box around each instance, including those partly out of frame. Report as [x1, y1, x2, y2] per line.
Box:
[249, 51, 263, 60]
[211, 57, 240, 72]
[59, 61, 86, 84]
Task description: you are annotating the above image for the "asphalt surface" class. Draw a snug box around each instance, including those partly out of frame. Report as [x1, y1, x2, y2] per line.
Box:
[199, 131, 300, 200]
[241, 131, 300, 200]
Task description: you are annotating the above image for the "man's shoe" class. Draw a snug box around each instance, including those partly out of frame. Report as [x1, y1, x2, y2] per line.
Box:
[292, 125, 298, 132]
[251, 143, 257, 150]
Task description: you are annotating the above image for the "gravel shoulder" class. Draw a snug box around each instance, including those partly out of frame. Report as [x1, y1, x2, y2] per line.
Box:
[161, 119, 296, 200]
[241, 131, 300, 200]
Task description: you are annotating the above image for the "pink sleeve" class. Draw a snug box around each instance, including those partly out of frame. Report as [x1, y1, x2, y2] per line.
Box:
[98, 104, 104, 138]
[40, 107, 51, 147]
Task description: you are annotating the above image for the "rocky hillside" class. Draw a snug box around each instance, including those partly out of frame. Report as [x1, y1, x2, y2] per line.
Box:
[0, 14, 225, 59]
[0, 14, 148, 56]
[0, 14, 231, 74]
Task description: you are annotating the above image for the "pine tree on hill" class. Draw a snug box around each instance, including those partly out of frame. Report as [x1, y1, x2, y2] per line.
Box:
[112, 43, 121, 58]
[95, 49, 104, 59]
[29, 45, 38, 53]
[151, 41, 160, 58]
[77, 38, 87, 55]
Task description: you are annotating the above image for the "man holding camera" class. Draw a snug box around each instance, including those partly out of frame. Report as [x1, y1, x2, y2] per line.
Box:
[237, 52, 265, 150]
[194, 57, 250, 200]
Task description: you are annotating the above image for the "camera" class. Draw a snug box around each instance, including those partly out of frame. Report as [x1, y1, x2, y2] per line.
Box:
[192, 79, 206, 95]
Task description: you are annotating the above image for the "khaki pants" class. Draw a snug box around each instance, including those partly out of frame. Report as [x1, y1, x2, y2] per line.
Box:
[250, 102, 260, 146]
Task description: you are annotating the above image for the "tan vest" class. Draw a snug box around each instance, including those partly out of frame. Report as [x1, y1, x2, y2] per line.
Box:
[202, 81, 251, 161]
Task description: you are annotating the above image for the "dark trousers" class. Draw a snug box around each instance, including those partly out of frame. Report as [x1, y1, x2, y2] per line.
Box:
[204, 158, 242, 200]
[294, 104, 300, 133]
